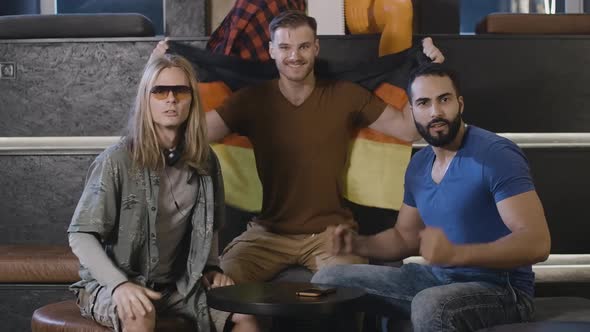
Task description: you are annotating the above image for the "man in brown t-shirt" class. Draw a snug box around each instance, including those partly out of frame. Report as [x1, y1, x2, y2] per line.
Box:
[154, 10, 445, 283]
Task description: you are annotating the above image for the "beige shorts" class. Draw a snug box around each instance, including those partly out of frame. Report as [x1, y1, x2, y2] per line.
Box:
[220, 222, 367, 283]
[77, 284, 230, 332]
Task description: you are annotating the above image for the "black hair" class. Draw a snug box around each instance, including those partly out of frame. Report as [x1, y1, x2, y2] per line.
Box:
[407, 63, 461, 102]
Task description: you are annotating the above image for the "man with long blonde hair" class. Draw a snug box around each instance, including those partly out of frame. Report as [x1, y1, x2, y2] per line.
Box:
[68, 54, 259, 332]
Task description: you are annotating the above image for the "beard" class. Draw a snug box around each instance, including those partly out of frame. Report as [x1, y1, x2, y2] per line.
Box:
[415, 112, 462, 147]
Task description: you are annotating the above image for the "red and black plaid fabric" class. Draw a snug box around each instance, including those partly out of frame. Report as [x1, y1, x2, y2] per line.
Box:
[207, 0, 306, 62]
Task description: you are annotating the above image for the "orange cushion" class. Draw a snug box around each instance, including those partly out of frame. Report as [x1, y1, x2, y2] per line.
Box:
[197, 81, 232, 112]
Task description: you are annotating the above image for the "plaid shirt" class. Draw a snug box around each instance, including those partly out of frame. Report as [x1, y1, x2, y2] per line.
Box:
[207, 0, 306, 62]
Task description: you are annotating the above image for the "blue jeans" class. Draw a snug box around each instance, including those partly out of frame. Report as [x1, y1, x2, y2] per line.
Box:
[311, 263, 534, 332]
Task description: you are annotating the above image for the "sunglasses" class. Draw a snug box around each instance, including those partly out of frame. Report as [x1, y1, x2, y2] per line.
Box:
[150, 85, 192, 100]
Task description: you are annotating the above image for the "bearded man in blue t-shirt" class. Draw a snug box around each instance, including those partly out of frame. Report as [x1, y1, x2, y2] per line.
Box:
[312, 63, 551, 332]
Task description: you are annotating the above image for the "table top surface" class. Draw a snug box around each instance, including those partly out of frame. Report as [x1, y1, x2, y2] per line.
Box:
[207, 282, 366, 317]
[479, 321, 590, 332]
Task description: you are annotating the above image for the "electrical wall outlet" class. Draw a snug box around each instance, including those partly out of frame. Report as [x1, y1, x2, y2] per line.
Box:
[0, 62, 16, 80]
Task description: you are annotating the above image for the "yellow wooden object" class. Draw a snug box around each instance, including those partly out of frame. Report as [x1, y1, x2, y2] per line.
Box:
[344, 0, 375, 34]
[344, 0, 412, 55]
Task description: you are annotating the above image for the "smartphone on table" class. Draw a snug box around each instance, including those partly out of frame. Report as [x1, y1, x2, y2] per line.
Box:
[295, 286, 337, 297]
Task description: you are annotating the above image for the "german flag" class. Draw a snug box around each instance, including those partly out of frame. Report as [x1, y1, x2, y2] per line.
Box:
[175, 44, 421, 211]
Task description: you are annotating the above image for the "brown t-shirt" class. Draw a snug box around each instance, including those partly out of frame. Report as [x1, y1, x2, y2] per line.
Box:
[217, 79, 386, 234]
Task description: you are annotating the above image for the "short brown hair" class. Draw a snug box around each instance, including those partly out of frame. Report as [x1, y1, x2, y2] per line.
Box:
[269, 10, 317, 41]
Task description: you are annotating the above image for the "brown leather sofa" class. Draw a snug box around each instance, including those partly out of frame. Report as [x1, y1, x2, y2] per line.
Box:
[0, 245, 79, 284]
[0, 13, 155, 39]
[476, 13, 590, 34]
[0, 245, 194, 331]
[31, 300, 193, 332]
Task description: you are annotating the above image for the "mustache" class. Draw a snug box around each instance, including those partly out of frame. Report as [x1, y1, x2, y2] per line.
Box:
[427, 118, 450, 128]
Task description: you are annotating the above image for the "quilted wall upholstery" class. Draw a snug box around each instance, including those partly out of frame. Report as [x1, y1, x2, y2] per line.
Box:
[165, 0, 207, 36]
[0, 40, 206, 136]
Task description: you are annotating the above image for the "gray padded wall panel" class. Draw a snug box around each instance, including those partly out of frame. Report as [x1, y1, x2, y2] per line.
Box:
[435, 36, 590, 133]
[0, 39, 206, 136]
[319, 35, 590, 133]
[165, 0, 207, 37]
[0, 285, 72, 332]
[0, 155, 95, 245]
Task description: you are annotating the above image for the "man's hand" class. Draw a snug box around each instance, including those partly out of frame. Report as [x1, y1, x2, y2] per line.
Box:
[422, 37, 445, 63]
[202, 271, 234, 290]
[419, 227, 456, 265]
[150, 37, 170, 60]
[112, 282, 162, 320]
[328, 224, 359, 255]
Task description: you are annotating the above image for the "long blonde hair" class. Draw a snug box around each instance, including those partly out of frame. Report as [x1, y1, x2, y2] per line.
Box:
[126, 54, 209, 172]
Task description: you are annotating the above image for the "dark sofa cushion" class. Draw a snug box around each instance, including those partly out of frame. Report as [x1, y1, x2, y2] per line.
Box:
[386, 297, 590, 332]
[0, 13, 155, 39]
[271, 265, 313, 283]
[533, 297, 590, 321]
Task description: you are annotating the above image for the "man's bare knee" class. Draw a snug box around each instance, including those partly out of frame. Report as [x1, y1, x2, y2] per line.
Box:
[121, 308, 156, 332]
[232, 313, 263, 332]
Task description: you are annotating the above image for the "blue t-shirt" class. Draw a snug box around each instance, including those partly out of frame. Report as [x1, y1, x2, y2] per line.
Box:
[404, 126, 536, 296]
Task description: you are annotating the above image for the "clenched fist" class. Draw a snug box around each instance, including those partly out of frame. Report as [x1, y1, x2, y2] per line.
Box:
[419, 227, 456, 265]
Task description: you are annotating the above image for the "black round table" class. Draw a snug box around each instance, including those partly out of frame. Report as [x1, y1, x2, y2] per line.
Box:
[207, 282, 366, 332]
[478, 321, 590, 332]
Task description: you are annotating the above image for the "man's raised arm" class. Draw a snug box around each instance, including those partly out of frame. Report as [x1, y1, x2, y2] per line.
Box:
[369, 102, 420, 142]
[368, 37, 445, 142]
[206, 110, 232, 142]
